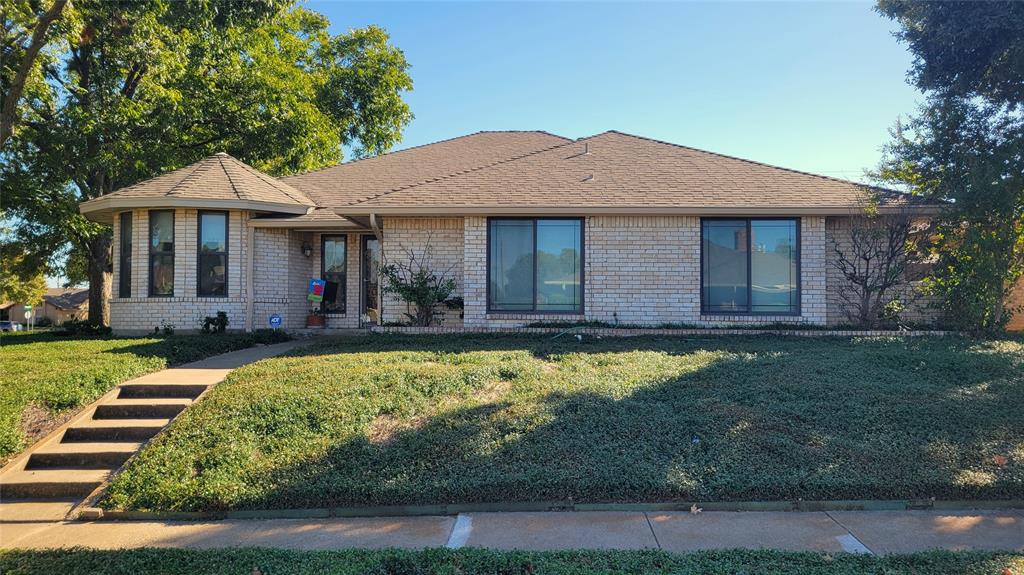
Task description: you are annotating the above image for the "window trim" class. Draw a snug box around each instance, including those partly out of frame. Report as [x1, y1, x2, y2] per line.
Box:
[148, 210, 175, 298]
[196, 210, 229, 298]
[118, 211, 132, 298]
[320, 234, 348, 314]
[486, 217, 585, 315]
[699, 217, 801, 316]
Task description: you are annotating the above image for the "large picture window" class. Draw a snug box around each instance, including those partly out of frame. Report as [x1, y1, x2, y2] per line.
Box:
[197, 211, 228, 297]
[321, 235, 347, 313]
[148, 210, 175, 297]
[488, 218, 583, 313]
[119, 212, 132, 298]
[701, 218, 799, 315]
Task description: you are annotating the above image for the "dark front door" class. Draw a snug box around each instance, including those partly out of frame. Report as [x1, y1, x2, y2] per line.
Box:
[361, 235, 381, 326]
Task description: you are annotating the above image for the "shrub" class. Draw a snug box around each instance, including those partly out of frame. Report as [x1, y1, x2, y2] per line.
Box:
[201, 312, 229, 334]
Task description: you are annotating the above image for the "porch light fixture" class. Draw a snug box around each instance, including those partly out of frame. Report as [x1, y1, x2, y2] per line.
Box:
[301, 241, 312, 258]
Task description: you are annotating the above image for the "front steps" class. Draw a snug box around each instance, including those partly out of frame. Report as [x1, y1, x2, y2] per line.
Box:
[0, 382, 208, 502]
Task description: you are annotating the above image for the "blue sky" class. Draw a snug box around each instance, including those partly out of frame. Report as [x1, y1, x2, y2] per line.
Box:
[310, 0, 920, 183]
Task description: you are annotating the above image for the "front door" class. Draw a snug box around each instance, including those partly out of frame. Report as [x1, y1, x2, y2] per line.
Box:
[361, 235, 381, 326]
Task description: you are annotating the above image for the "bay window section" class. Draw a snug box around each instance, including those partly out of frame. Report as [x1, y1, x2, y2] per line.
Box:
[148, 210, 174, 297]
[321, 235, 346, 313]
[119, 212, 132, 298]
[701, 218, 799, 315]
[488, 218, 582, 313]
[197, 211, 228, 297]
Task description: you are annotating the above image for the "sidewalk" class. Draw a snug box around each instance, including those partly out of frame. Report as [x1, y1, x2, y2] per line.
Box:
[1, 509, 1021, 554]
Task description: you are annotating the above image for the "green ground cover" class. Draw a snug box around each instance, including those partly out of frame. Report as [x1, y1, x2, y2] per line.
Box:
[102, 334, 1024, 511]
[1, 548, 1021, 575]
[0, 330, 287, 461]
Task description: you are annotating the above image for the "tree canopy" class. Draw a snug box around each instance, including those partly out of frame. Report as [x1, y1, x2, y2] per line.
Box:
[1, 0, 413, 324]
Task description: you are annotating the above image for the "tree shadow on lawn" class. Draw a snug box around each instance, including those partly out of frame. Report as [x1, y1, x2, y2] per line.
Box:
[235, 335, 1023, 510]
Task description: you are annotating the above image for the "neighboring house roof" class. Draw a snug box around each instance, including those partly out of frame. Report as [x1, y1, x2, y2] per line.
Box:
[42, 288, 89, 310]
[343, 131, 934, 215]
[80, 153, 315, 222]
[280, 131, 572, 207]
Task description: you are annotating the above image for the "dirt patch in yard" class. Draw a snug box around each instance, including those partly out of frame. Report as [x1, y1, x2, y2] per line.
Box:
[473, 380, 512, 403]
[2, 404, 75, 466]
[367, 414, 426, 445]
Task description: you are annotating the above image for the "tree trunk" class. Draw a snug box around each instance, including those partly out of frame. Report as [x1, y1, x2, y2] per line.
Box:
[86, 235, 112, 326]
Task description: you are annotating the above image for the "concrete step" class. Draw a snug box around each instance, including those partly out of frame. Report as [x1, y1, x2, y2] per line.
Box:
[93, 398, 192, 420]
[62, 419, 170, 442]
[118, 383, 207, 399]
[0, 469, 109, 499]
[25, 442, 143, 470]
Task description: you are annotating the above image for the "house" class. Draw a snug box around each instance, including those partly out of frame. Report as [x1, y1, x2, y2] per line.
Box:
[41, 288, 89, 325]
[78, 130, 1023, 333]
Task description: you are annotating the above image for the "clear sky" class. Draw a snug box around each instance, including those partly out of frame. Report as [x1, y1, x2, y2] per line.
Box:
[309, 0, 921, 183]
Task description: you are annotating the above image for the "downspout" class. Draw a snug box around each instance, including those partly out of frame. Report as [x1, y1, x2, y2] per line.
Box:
[369, 213, 383, 244]
[245, 217, 255, 332]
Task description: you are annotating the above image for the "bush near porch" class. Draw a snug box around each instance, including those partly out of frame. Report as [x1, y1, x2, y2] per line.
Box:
[102, 334, 1024, 511]
[0, 330, 288, 462]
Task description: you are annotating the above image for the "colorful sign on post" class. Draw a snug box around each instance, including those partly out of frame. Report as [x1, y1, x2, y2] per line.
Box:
[307, 278, 326, 302]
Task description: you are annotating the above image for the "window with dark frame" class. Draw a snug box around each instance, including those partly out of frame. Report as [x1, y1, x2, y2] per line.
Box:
[488, 218, 583, 313]
[119, 212, 132, 298]
[321, 235, 347, 314]
[701, 218, 799, 315]
[197, 211, 228, 297]
[148, 210, 175, 297]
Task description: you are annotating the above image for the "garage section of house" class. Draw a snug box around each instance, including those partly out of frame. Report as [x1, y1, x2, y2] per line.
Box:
[79, 130, 1024, 334]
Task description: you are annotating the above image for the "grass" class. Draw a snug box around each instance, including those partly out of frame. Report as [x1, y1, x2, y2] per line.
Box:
[0, 330, 288, 462]
[1, 548, 1021, 575]
[101, 334, 1024, 512]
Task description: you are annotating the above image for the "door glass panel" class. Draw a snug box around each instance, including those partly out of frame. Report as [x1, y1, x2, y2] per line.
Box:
[322, 236, 346, 313]
[751, 220, 798, 313]
[489, 220, 534, 310]
[702, 220, 748, 312]
[536, 219, 581, 312]
[362, 237, 380, 324]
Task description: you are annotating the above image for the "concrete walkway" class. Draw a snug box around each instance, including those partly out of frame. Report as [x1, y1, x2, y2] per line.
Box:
[1, 510, 1021, 554]
[0, 340, 309, 520]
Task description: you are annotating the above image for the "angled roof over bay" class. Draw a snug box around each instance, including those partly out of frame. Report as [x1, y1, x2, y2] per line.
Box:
[80, 153, 315, 223]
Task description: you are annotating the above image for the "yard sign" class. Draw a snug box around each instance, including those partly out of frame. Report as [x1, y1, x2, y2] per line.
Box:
[307, 278, 326, 302]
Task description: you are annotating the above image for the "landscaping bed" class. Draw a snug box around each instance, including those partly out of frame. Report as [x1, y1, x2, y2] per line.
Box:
[1, 548, 1021, 575]
[0, 330, 288, 462]
[101, 334, 1024, 511]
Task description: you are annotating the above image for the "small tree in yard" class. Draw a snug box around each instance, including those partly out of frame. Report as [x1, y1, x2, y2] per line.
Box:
[829, 203, 931, 328]
[380, 237, 457, 327]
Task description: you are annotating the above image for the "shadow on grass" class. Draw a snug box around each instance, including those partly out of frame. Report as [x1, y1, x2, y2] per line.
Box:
[221, 334, 1023, 510]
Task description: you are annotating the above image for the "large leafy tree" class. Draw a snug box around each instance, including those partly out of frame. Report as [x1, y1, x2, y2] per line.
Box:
[1, 0, 412, 324]
[876, 1, 1024, 331]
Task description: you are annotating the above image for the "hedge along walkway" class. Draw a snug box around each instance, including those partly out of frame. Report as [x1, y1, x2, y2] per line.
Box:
[99, 334, 1024, 513]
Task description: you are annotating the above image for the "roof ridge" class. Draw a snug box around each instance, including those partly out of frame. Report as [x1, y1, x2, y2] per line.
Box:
[217, 156, 248, 202]
[282, 130, 572, 180]
[351, 137, 582, 206]
[228, 156, 315, 205]
[165, 158, 216, 197]
[599, 129, 908, 197]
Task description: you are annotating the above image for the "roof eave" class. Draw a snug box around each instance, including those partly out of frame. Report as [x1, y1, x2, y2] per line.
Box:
[336, 205, 945, 217]
[79, 197, 313, 223]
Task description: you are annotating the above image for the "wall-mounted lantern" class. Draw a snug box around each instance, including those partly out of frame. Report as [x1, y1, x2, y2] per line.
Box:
[301, 241, 313, 258]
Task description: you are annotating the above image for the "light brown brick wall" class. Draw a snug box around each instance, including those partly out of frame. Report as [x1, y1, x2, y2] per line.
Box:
[1006, 277, 1024, 332]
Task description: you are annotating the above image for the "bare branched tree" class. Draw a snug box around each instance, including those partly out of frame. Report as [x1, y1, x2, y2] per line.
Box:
[379, 234, 457, 326]
[829, 204, 932, 327]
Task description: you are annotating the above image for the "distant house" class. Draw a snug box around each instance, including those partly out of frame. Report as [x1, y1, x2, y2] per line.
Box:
[78, 130, 1024, 333]
[41, 288, 89, 326]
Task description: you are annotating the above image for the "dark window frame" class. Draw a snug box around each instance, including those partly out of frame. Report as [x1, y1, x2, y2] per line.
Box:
[118, 211, 132, 298]
[321, 234, 347, 314]
[486, 217, 585, 315]
[148, 210, 175, 298]
[700, 217, 801, 316]
[196, 210, 229, 297]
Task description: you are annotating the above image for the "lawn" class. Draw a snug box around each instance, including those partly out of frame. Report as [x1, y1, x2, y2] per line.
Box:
[1, 548, 1021, 575]
[101, 334, 1024, 511]
[0, 330, 288, 462]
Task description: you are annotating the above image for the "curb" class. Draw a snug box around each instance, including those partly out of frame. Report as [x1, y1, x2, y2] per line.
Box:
[78, 498, 1024, 522]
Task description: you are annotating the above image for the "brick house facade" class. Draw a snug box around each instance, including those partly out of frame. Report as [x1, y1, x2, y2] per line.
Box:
[82, 130, 1021, 334]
